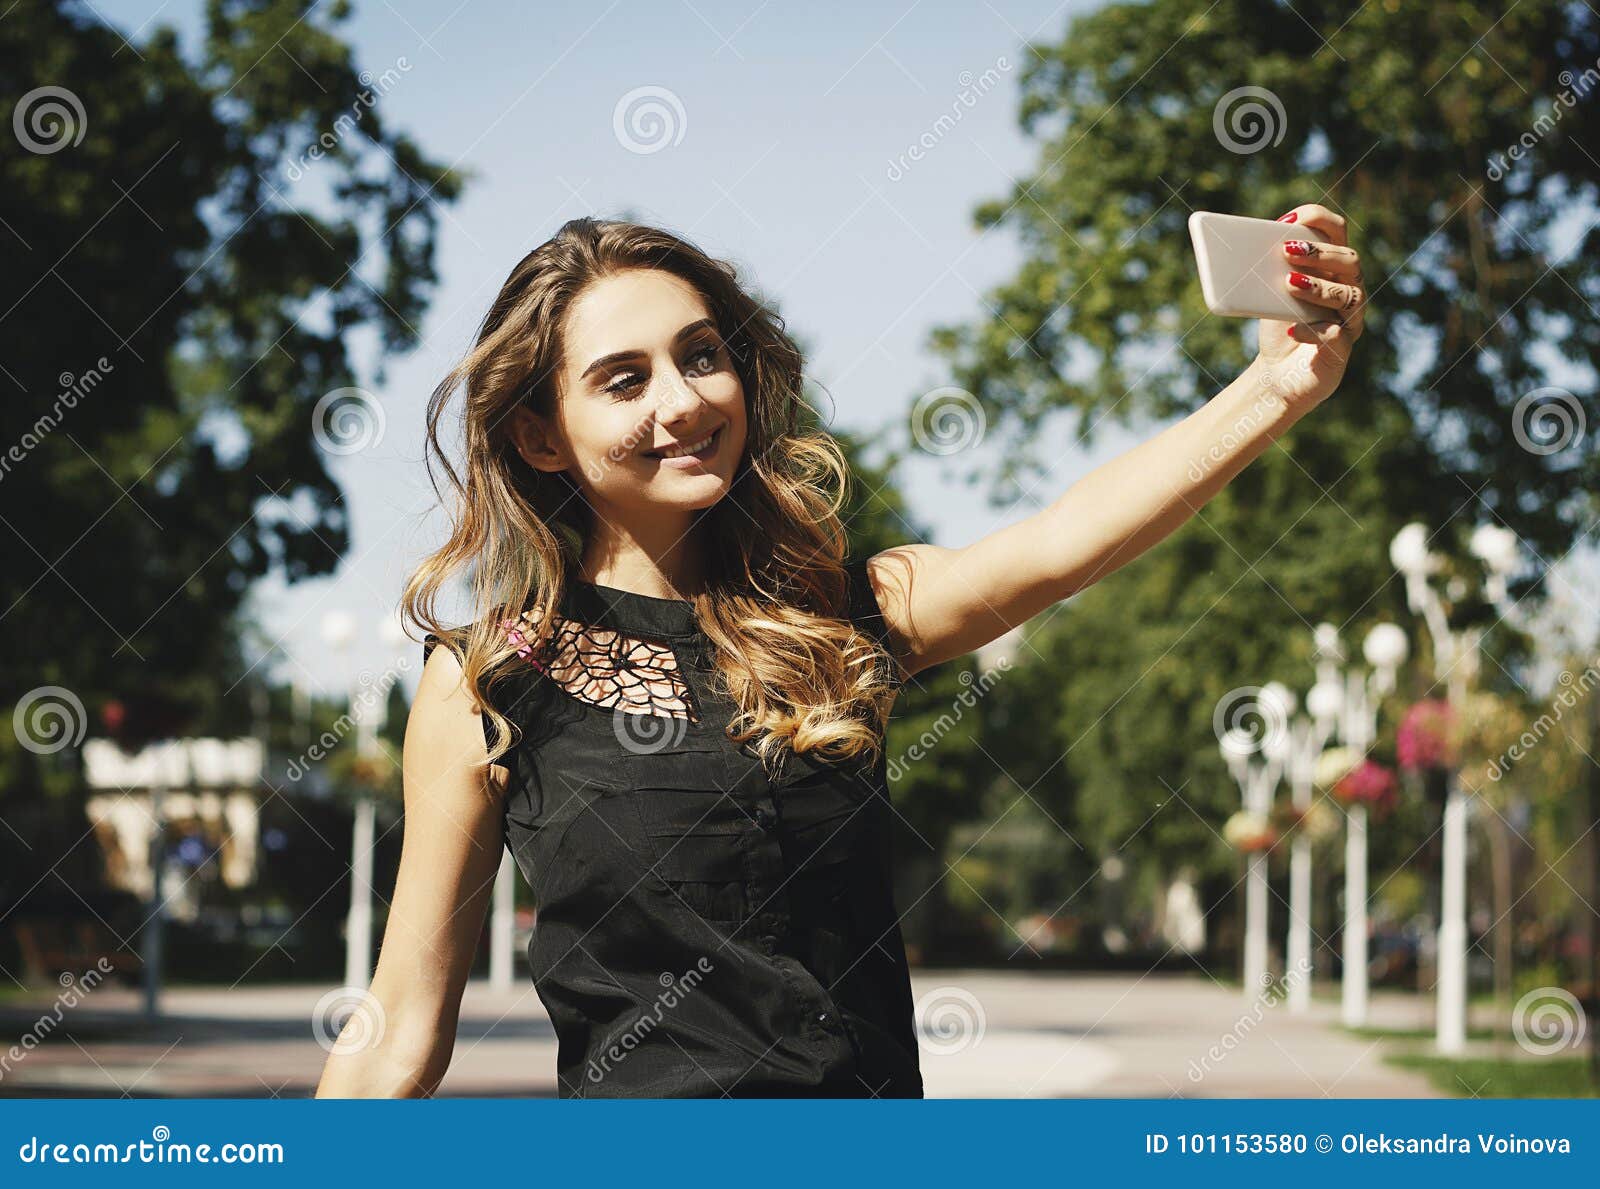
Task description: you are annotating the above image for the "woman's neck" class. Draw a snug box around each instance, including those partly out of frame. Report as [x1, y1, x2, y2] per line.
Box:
[578, 527, 707, 600]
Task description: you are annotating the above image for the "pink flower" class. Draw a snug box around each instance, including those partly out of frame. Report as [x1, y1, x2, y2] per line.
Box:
[1398, 699, 1457, 771]
[499, 617, 537, 663]
[1333, 759, 1398, 810]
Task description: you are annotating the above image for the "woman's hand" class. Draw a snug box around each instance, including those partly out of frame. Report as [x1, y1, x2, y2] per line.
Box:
[1250, 202, 1368, 410]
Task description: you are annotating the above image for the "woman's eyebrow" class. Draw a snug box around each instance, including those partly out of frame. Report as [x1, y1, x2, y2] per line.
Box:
[578, 318, 719, 381]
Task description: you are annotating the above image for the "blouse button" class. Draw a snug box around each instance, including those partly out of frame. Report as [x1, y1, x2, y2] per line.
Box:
[815, 1010, 830, 1026]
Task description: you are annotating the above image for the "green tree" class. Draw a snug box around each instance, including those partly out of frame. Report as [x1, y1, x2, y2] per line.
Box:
[0, 0, 461, 916]
[922, 0, 1595, 924]
[1, 0, 461, 736]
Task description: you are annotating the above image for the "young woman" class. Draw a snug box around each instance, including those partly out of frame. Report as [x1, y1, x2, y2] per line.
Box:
[315, 207, 1365, 1098]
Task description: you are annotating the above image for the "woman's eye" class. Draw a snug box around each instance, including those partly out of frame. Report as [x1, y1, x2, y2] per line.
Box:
[603, 346, 718, 397]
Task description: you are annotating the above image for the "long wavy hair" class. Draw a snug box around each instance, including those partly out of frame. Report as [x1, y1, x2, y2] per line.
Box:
[402, 217, 900, 780]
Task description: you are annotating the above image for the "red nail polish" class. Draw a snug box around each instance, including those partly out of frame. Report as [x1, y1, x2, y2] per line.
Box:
[1284, 239, 1311, 256]
[1277, 211, 1297, 223]
[1288, 271, 1314, 289]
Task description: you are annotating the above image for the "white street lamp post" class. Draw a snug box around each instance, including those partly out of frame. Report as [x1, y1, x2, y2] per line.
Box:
[1315, 622, 1407, 1028]
[1282, 662, 1344, 1014]
[1221, 683, 1292, 1002]
[1389, 521, 1520, 1055]
[322, 611, 377, 991]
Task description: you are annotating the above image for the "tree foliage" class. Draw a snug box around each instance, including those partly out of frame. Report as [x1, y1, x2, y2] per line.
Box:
[0, 0, 462, 748]
[926, 1, 1596, 901]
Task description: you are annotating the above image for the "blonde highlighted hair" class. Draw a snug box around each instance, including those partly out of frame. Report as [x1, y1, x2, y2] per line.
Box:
[402, 217, 900, 777]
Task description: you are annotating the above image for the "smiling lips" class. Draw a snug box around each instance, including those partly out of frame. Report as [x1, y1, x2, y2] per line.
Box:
[646, 424, 721, 461]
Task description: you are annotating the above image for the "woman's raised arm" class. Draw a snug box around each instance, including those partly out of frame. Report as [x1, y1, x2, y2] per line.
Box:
[315, 642, 508, 1098]
[867, 203, 1367, 681]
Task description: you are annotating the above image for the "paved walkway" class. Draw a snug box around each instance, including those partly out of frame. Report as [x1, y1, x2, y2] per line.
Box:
[0, 970, 1465, 1098]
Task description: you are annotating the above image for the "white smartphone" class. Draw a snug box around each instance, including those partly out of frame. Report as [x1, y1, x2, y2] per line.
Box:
[1188, 210, 1332, 322]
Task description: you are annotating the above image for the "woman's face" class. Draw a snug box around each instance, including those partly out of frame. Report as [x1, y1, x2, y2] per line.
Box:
[514, 268, 748, 525]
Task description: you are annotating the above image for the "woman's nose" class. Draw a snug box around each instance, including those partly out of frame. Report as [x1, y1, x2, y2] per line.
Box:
[657, 368, 702, 420]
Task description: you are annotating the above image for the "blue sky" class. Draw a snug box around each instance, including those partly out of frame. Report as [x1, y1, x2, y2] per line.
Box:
[94, 0, 1137, 699]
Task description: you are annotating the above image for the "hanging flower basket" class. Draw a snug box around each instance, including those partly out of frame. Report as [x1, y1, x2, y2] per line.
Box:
[1270, 796, 1340, 844]
[1332, 758, 1398, 814]
[1397, 699, 1459, 771]
[1313, 745, 1362, 791]
[1223, 809, 1278, 853]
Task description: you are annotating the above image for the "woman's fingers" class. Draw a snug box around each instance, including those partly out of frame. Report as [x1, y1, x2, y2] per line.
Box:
[1289, 319, 1360, 346]
[1276, 203, 1347, 247]
[1282, 238, 1362, 283]
[1287, 270, 1366, 328]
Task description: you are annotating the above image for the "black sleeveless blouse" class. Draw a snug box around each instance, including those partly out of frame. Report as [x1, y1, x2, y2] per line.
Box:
[423, 559, 924, 1098]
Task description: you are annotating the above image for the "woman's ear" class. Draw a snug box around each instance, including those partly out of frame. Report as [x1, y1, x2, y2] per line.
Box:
[507, 405, 568, 474]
